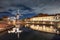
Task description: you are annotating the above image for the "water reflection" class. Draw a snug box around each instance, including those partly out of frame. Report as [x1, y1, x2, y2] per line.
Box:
[26, 24, 57, 34]
[0, 26, 57, 40]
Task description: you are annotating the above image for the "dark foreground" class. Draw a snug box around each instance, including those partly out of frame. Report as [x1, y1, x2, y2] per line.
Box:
[0, 27, 60, 40]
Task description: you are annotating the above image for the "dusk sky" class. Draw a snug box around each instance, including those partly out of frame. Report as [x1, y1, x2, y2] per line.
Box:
[0, 0, 60, 14]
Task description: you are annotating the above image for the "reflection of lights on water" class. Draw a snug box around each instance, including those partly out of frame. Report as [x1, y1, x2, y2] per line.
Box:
[53, 29, 56, 33]
[17, 33, 20, 38]
[57, 31, 60, 34]
[50, 26, 53, 29]
[8, 28, 22, 38]
[30, 25, 57, 33]
[43, 25, 45, 31]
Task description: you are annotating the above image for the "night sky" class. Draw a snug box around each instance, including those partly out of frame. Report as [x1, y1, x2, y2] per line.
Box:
[0, 0, 60, 14]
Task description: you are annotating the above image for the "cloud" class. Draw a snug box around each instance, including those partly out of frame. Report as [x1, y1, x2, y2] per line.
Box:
[31, 0, 60, 14]
[0, 0, 60, 14]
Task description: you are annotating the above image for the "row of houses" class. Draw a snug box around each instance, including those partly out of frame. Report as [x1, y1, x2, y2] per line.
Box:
[25, 13, 60, 34]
